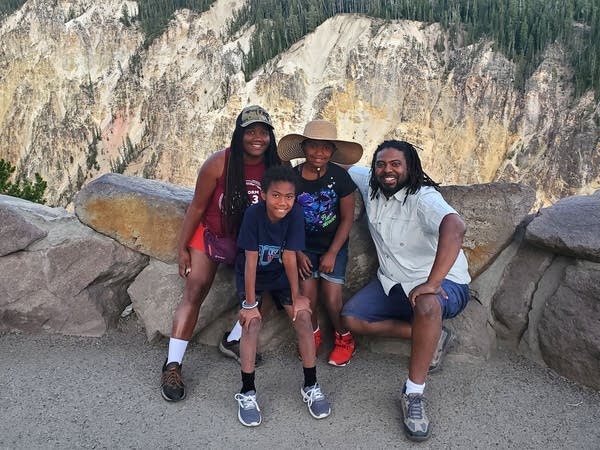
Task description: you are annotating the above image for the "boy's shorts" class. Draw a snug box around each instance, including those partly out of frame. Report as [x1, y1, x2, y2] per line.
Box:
[341, 278, 470, 323]
[238, 290, 292, 310]
[302, 243, 349, 285]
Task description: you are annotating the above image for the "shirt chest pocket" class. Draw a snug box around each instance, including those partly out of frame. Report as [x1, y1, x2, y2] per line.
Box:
[378, 215, 416, 251]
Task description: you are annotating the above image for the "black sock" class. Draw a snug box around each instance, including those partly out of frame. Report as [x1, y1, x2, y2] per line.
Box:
[241, 371, 256, 393]
[303, 366, 317, 388]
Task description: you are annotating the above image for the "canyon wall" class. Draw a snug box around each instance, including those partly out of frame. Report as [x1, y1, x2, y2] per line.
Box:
[0, 0, 599, 207]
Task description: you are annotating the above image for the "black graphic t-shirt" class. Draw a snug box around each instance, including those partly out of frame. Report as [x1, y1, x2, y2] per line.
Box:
[296, 162, 356, 254]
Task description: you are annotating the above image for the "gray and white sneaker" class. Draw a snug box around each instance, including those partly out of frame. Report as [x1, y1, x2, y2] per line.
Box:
[400, 384, 430, 441]
[234, 390, 262, 427]
[429, 326, 453, 373]
[301, 383, 331, 419]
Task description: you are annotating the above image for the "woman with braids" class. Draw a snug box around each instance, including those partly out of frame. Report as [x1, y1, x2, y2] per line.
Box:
[161, 105, 280, 402]
[341, 140, 471, 442]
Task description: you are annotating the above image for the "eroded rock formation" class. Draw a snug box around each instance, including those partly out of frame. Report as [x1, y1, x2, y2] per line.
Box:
[1, 0, 598, 208]
[0, 194, 148, 336]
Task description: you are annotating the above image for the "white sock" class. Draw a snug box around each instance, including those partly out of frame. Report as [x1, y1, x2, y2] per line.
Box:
[227, 321, 242, 342]
[167, 338, 188, 364]
[405, 378, 425, 395]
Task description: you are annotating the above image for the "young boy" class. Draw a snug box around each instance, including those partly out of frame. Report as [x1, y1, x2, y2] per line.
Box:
[233, 165, 331, 427]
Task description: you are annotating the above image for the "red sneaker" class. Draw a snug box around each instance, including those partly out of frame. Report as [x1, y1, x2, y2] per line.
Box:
[328, 332, 356, 367]
[298, 328, 323, 361]
[314, 328, 322, 356]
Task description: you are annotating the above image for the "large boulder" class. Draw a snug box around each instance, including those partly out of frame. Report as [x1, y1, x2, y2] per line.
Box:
[0, 195, 47, 256]
[343, 211, 379, 298]
[526, 190, 600, 262]
[0, 195, 148, 336]
[127, 259, 237, 342]
[74, 173, 192, 263]
[518, 256, 572, 365]
[491, 241, 554, 344]
[127, 258, 295, 350]
[126, 259, 185, 341]
[441, 182, 537, 277]
[537, 260, 600, 390]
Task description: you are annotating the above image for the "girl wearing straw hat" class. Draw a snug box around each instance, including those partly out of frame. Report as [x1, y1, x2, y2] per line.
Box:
[277, 119, 363, 366]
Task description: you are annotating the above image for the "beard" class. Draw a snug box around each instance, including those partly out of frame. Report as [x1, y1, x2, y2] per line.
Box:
[377, 176, 407, 198]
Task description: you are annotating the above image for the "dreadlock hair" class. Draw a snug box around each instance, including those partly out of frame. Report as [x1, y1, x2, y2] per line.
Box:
[369, 140, 439, 203]
[222, 116, 281, 235]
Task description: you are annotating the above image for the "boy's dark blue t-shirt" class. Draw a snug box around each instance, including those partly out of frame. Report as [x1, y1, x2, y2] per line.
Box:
[235, 201, 305, 293]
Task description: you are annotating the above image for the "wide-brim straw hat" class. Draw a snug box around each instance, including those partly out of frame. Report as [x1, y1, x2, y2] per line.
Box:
[277, 120, 363, 165]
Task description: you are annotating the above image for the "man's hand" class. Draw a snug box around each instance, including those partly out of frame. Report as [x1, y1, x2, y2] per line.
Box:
[178, 248, 192, 278]
[318, 251, 337, 274]
[239, 307, 262, 331]
[292, 295, 312, 322]
[297, 252, 313, 280]
[408, 281, 448, 307]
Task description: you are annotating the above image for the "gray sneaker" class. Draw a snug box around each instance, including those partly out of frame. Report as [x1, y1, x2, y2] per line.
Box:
[301, 383, 331, 419]
[219, 332, 263, 366]
[234, 390, 262, 427]
[400, 384, 430, 441]
[429, 326, 453, 373]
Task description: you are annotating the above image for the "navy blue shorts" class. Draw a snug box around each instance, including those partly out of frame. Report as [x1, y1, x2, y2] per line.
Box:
[302, 243, 349, 285]
[238, 290, 291, 310]
[341, 278, 469, 323]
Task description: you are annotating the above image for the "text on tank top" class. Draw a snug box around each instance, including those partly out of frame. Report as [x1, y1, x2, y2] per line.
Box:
[203, 148, 265, 236]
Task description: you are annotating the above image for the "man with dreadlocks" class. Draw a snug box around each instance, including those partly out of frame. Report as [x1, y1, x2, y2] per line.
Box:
[160, 105, 281, 402]
[342, 140, 471, 442]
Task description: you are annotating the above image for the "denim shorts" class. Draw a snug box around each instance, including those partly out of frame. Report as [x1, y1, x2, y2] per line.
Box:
[238, 289, 291, 310]
[302, 243, 349, 285]
[341, 278, 470, 323]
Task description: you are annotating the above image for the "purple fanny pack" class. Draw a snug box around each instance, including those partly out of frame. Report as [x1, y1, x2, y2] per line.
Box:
[204, 228, 237, 265]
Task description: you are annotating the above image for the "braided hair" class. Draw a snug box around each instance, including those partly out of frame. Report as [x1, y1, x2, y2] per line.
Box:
[222, 115, 280, 235]
[369, 140, 439, 203]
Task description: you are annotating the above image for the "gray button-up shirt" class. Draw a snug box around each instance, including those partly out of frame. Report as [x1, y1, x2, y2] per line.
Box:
[349, 166, 470, 295]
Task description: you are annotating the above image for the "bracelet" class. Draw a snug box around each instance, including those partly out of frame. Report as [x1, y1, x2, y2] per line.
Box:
[241, 300, 259, 310]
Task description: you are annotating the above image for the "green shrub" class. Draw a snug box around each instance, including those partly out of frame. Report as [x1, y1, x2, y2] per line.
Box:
[0, 159, 47, 204]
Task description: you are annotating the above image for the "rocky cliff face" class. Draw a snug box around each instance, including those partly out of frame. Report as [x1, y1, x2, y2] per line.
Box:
[1, 0, 598, 206]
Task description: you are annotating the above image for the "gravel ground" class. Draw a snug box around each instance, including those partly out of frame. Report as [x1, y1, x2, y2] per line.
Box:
[1, 316, 599, 450]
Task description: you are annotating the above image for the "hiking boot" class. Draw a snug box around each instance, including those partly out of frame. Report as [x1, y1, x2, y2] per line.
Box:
[328, 332, 356, 367]
[161, 361, 186, 402]
[429, 326, 453, 374]
[301, 383, 331, 419]
[400, 384, 430, 441]
[298, 328, 322, 361]
[234, 390, 262, 427]
[218, 332, 262, 366]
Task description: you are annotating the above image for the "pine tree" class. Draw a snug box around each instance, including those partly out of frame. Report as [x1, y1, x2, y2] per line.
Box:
[0, 159, 47, 204]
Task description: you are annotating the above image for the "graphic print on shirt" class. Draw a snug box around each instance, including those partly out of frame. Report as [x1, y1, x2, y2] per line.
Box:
[258, 244, 282, 266]
[297, 185, 338, 232]
[218, 178, 262, 210]
[245, 179, 262, 205]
